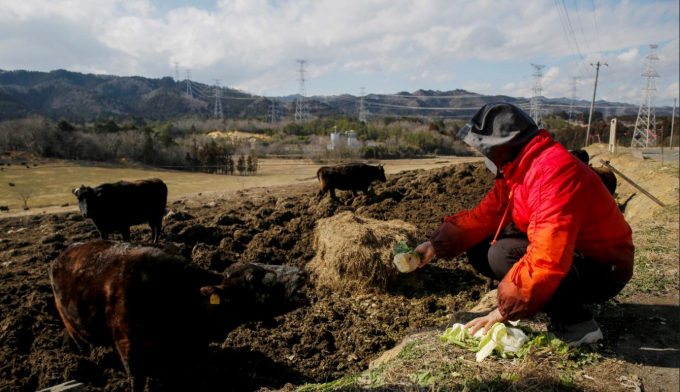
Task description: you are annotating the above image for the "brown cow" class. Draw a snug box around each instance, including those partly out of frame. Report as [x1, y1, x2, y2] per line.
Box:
[72, 178, 167, 242]
[50, 240, 310, 391]
[591, 166, 617, 195]
[316, 162, 386, 201]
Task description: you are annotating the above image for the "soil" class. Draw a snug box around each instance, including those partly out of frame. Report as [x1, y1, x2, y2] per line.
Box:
[0, 162, 499, 392]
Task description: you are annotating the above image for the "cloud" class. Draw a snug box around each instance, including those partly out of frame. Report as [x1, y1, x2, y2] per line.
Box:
[617, 48, 639, 62]
[0, 0, 676, 100]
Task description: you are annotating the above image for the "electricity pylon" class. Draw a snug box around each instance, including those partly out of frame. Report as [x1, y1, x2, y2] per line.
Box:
[632, 44, 660, 148]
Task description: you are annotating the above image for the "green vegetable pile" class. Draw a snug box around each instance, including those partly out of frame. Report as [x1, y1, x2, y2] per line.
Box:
[393, 241, 417, 256]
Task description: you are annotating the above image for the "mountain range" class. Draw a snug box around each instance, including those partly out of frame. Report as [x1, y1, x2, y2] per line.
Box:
[0, 69, 673, 123]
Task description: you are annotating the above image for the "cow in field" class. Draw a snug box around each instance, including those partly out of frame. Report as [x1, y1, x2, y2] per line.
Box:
[72, 178, 167, 242]
[50, 240, 310, 392]
[316, 163, 386, 201]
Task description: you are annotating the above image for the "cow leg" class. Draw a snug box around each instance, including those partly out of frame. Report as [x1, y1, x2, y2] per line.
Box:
[99, 231, 109, 240]
[316, 189, 326, 201]
[115, 335, 148, 392]
[120, 227, 131, 243]
[61, 328, 91, 356]
[329, 188, 338, 201]
[149, 220, 161, 243]
[130, 371, 147, 392]
[485, 278, 495, 291]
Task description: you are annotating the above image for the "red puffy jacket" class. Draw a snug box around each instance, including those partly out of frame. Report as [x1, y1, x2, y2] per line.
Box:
[430, 131, 634, 320]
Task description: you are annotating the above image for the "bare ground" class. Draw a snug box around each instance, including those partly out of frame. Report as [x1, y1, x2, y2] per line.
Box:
[0, 152, 677, 392]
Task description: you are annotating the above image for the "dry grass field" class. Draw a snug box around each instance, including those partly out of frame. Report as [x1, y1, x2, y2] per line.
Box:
[0, 157, 480, 215]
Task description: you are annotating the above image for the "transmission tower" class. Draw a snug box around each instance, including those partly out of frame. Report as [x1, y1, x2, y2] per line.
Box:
[295, 59, 308, 122]
[213, 79, 223, 118]
[270, 100, 278, 123]
[174, 62, 180, 82]
[530, 64, 545, 127]
[632, 44, 660, 148]
[185, 70, 193, 99]
[359, 87, 369, 123]
[568, 77, 580, 121]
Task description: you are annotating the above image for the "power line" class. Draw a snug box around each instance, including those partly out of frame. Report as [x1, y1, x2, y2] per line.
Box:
[573, 0, 593, 55]
[590, 0, 604, 57]
[560, 0, 593, 78]
[554, 0, 588, 79]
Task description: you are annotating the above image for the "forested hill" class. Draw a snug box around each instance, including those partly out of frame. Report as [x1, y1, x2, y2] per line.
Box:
[0, 69, 652, 122]
[0, 69, 286, 122]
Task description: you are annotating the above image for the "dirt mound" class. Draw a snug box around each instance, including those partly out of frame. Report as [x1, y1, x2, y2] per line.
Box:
[309, 212, 418, 293]
[0, 162, 495, 391]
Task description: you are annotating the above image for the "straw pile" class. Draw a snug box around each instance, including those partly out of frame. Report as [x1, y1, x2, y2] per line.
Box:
[308, 212, 419, 293]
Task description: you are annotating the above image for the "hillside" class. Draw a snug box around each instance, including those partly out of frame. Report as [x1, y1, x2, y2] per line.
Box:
[1, 69, 667, 123]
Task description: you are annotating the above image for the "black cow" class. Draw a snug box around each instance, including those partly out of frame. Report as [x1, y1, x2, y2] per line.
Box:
[316, 163, 386, 201]
[72, 178, 167, 242]
[569, 149, 617, 195]
[50, 240, 310, 392]
[569, 149, 590, 165]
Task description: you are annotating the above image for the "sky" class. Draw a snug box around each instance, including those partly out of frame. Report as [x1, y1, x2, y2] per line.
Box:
[0, 0, 678, 107]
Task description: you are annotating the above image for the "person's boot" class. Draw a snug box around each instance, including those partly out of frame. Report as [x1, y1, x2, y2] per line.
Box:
[548, 317, 603, 347]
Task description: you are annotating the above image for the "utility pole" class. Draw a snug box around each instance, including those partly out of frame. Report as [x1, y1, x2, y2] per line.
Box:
[568, 77, 580, 121]
[585, 61, 607, 147]
[671, 98, 676, 150]
[359, 87, 368, 123]
[213, 79, 223, 118]
[295, 59, 308, 123]
[174, 62, 180, 82]
[185, 69, 193, 99]
[530, 64, 545, 127]
[632, 44, 660, 148]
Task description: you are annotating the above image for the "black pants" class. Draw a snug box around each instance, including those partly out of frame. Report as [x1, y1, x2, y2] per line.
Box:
[467, 236, 626, 323]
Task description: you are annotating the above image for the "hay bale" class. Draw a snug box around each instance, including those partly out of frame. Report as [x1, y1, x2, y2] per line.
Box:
[309, 212, 419, 292]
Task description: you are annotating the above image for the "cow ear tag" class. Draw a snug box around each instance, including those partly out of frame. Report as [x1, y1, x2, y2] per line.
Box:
[210, 293, 220, 305]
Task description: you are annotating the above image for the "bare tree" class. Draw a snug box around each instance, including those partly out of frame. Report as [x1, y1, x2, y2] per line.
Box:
[17, 189, 33, 209]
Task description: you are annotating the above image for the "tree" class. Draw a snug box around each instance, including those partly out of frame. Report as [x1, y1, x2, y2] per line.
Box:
[156, 130, 176, 148]
[247, 148, 258, 175]
[225, 155, 235, 175]
[140, 127, 156, 164]
[237, 154, 246, 175]
[56, 118, 76, 133]
[94, 119, 121, 133]
[17, 188, 33, 209]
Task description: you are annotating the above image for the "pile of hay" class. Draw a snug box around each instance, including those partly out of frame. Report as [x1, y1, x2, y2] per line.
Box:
[308, 211, 419, 292]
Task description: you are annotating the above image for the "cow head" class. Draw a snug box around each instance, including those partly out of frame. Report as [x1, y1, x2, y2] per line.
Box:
[72, 185, 99, 218]
[200, 263, 310, 321]
[376, 163, 386, 182]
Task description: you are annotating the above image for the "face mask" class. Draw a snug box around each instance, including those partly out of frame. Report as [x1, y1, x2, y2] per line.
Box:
[484, 157, 498, 175]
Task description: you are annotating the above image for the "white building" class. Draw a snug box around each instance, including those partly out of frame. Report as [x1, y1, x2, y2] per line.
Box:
[327, 128, 362, 150]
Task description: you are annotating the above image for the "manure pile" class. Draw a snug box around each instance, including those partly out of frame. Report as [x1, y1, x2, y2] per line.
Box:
[0, 162, 494, 392]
